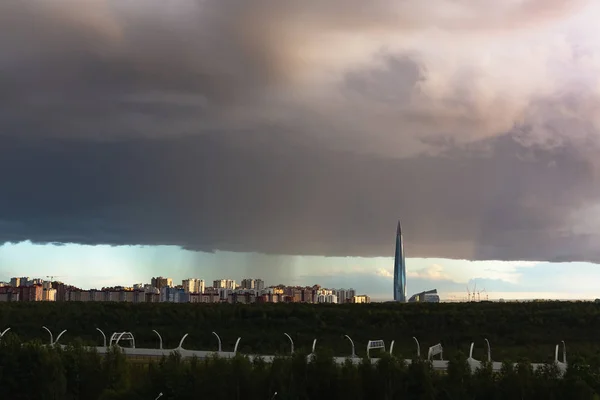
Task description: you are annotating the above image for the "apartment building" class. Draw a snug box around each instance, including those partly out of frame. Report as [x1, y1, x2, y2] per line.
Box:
[0, 287, 19, 301]
[213, 279, 236, 290]
[182, 278, 205, 294]
[151, 277, 173, 290]
[18, 285, 43, 301]
[240, 278, 265, 291]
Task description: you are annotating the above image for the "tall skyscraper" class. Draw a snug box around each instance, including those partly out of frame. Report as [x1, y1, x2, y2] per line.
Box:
[393, 220, 407, 302]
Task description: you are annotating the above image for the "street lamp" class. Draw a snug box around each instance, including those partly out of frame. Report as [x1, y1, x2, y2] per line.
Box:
[271, 391, 278, 399]
[153, 330, 163, 350]
[155, 392, 163, 400]
[344, 335, 356, 358]
[412, 336, 421, 358]
[96, 328, 107, 347]
[212, 331, 222, 352]
[283, 333, 294, 355]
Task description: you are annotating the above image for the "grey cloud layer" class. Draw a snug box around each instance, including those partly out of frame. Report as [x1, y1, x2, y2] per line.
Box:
[2, 0, 597, 152]
[2, 133, 600, 262]
[2, 0, 600, 262]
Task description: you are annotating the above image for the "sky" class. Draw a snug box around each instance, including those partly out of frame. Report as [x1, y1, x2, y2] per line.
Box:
[2, 1, 600, 301]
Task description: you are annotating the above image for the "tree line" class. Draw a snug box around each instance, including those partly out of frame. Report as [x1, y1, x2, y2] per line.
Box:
[1, 336, 600, 400]
[2, 301, 600, 361]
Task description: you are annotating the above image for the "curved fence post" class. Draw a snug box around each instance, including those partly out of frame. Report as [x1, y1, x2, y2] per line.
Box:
[212, 332, 222, 352]
[152, 330, 163, 350]
[178, 333, 189, 350]
[413, 336, 421, 358]
[55, 330, 67, 344]
[0, 327, 11, 341]
[283, 333, 294, 355]
[233, 337, 242, 354]
[344, 335, 356, 358]
[469, 342, 474, 359]
[42, 326, 54, 345]
[96, 328, 107, 347]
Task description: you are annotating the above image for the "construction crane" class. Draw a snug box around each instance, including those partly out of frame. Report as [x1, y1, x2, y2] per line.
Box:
[481, 288, 489, 301]
[46, 275, 65, 282]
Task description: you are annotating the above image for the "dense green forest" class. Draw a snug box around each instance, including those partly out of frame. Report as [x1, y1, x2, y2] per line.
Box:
[1, 338, 600, 400]
[2, 301, 600, 361]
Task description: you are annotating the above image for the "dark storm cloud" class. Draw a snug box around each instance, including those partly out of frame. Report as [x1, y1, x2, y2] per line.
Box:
[2, 0, 600, 262]
[2, 132, 600, 262]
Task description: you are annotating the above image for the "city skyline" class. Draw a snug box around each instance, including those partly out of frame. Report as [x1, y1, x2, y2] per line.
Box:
[2, 241, 600, 302]
[1, 274, 369, 305]
[2, 271, 361, 301]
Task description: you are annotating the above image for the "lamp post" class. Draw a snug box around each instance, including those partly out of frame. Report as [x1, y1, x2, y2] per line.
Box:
[484, 338, 491, 362]
[283, 333, 294, 355]
[152, 330, 163, 350]
[212, 331, 222, 352]
[155, 392, 163, 400]
[96, 328, 107, 347]
[344, 335, 356, 358]
[412, 336, 421, 358]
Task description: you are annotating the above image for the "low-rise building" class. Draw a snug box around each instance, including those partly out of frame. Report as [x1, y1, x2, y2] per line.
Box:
[408, 289, 440, 303]
[352, 295, 371, 304]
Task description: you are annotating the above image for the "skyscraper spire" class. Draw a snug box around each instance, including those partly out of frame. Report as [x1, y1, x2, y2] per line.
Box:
[393, 220, 406, 302]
